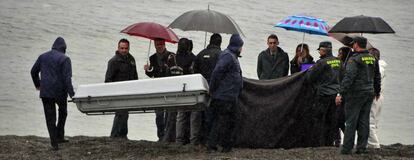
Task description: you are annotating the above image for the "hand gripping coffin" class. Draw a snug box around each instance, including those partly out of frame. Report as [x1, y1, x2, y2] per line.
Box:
[72, 74, 209, 114]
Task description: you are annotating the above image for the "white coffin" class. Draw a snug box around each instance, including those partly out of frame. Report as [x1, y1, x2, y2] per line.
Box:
[72, 74, 209, 114]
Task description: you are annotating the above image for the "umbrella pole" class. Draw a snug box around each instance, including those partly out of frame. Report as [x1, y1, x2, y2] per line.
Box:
[204, 31, 207, 48]
[147, 40, 152, 65]
[300, 32, 305, 52]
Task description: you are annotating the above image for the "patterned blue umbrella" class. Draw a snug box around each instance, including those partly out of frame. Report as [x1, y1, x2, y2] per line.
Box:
[275, 15, 329, 51]
[275, 15, 329, 36]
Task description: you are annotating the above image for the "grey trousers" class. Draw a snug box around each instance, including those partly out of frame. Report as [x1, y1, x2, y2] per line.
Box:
[176, 111, 203, 145]
[342, 94, 374, 152]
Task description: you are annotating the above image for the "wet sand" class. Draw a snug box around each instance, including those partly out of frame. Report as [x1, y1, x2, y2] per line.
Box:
[1, 135, 413, 160]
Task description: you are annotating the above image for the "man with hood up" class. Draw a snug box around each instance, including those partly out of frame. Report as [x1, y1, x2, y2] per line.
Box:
[207, 34, 244, 153]
[306, 41, 341, 147]
[257, 34, 289, 79]
[105, 38, 138, 139]
[31, 37, 75, 151]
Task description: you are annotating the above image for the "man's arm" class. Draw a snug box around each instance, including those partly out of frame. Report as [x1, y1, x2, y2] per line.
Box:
[283, 53, 289, 76]
[62, 57, 75, 98]
[257, 53, 262, 79]
[373, 59, 381, 98]
[30, 57, 41, 90]
[305, 61, 323, 84]
[210, 54, 230, 94]
[105, 59, 116, 82]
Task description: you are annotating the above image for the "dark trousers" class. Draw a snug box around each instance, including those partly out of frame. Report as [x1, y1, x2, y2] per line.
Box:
[161, 111, 177, 142]
[176, 111, 202, 145]
[342, 94, 374, 152]
[110, 111, 129, 138]
[335, 101, 346, 145]
[155, 110, 166, 141]
[41, 98, 67, 146]
[311, 95, 338, 146]
[207, 99, 237, 149]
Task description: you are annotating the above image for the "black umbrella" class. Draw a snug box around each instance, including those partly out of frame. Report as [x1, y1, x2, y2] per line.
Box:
[329, 15, 395, 34]
[329, 33, 374, 49]
[169, 5, 244, 47]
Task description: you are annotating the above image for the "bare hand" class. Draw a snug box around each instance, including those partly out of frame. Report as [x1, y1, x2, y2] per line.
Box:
[144, 64, 149, 71]
[335, 96, 342, 106]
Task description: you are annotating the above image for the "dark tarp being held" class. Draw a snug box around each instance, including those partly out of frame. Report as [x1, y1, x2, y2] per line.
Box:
[234, 71, 334, 149]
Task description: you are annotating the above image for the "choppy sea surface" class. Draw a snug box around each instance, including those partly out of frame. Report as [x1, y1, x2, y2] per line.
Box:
[1, 0, 413, 144]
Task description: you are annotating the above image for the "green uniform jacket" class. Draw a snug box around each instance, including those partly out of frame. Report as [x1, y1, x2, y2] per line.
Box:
[339, 50, 381, 97]
[306, 54, 341, 96]
[257, 47, 289, 80]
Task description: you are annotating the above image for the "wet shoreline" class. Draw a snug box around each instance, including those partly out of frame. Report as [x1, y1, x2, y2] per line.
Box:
[1, 135, 413, 160]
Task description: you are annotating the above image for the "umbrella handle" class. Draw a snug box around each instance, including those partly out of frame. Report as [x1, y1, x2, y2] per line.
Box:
[147, 40, 153, 72]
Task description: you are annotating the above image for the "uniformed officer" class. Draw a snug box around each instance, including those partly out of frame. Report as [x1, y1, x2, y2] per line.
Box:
[306, 41, 341, 147]
[336, 36, 381, 154]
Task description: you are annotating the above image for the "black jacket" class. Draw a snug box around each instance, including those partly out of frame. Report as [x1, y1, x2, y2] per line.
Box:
[306, 54, 341, 96]
[168, 52, 196, 76]
[105, 51, 138, 82]
[194, 44, 221, 82]
[257, 47, 289, 79]
[339, 50, 381, 97]
[145, 50, 174, 78]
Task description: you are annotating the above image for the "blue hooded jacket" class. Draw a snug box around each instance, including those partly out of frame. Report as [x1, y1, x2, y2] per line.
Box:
[31, 37, 75, 99]
[209, 34, 244, 102]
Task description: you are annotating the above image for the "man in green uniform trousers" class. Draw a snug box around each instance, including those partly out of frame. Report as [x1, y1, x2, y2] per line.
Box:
[336, 36, 381, 154]
[306, 41, 341, 146]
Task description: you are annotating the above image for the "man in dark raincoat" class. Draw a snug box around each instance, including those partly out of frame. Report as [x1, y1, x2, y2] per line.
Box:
[306, 41, 341, 147]
[207, 34, 244, 153]
[31, 37, 75, 150]
[194, 33, 222, 144]
[336, 36, 381, 154]
[105, 38, 138, 139]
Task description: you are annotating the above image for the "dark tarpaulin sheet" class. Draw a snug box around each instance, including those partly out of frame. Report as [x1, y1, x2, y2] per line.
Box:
[234, 71, 329, 149]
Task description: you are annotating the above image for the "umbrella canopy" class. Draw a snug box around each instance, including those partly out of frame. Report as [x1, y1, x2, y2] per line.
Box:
[121, 22, 179, 43]
[169, 9, 245, 36]
[329, 15, 395, 34]
[275, 15, 329, 36]
[329, 33, 373, 49]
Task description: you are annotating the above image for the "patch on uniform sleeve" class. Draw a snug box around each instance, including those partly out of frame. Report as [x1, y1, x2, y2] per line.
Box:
[361, 56, 375, 65]
[326, 59, 341, 68]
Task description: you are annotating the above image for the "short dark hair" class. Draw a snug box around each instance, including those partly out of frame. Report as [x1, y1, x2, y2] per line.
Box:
[353, 36, 367, 49]
[210, 33, 222, 46]
[118, 38, 129, 46]
[268, 34, 278, 41]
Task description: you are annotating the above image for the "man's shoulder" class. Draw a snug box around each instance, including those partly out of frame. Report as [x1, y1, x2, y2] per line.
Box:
[277, 47, 289, 56]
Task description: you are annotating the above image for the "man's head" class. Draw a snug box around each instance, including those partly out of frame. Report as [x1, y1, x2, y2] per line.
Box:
[210, 33, 222, 47]
[317, 41, 332, 57]
[52, 37, 67, 53]
[227, 34, 244, 56]
[351, 36, 367, 51]
[154, 38, 166, 54]
[267, 34, 279, 52]
[117, 38, 130, 55]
